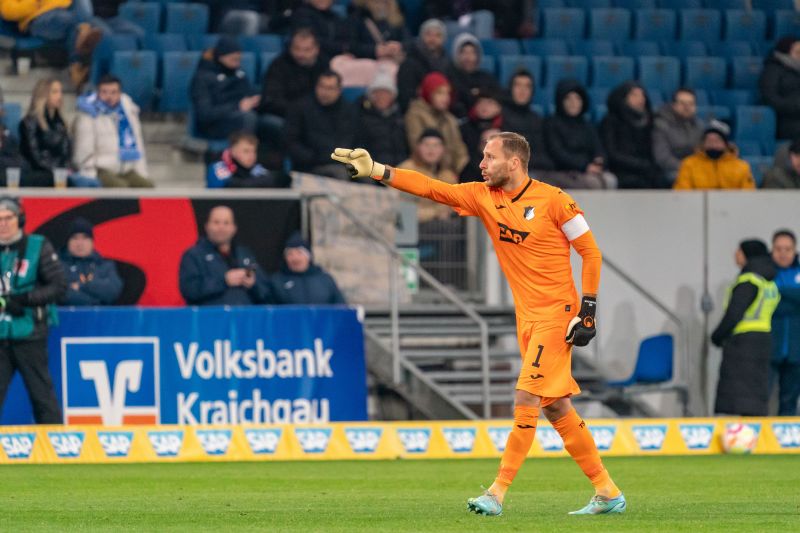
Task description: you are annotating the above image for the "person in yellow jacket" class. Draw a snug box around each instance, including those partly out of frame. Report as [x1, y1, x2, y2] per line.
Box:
[673, 120, 756, 190]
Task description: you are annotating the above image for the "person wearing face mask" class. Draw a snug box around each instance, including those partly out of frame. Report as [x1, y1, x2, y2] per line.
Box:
[673, 120, 755, 190]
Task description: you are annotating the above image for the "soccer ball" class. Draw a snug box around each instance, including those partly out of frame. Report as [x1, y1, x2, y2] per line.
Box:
[721, 423, 758, 454]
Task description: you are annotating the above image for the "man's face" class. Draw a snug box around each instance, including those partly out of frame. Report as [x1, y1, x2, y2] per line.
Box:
[772, 235, 797, 269]
[0, 208, 19, 242]
[562, 91, 583, 117]
[417, 137, 445, 165]
[231, 140, 257, 168]
[625, 87, 646, 113]
[672, 91, 697, 120]
[205, 207, 237, 247]
[369, 88, 395, 111]
[290, 35, 319, 66]
[703, 132, 727, 152]
[315, 75, 341, 106]
[510, 76, 533, 106]
[479, 138, 514, 188]
[218, 52, 242, 70]
[790, 152, 800, 175]
[309, 0, 333, 10]
[473, 97, 500, 120]
[67, 233, 94, 258]
[285, 247, 310, 273]
[457, 44, 479, 72]
[98, 82, 121, 108]
[735, 248, 746, 268]
[421, 29, 444, 52]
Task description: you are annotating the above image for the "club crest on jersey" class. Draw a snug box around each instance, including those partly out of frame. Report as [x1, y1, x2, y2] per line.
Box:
[523, 206, 535, 220]
[498, 222, 530, 244]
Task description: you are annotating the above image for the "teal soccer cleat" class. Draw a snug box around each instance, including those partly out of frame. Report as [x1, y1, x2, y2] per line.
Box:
[568, 493, 626, 515]
[467, 491, 503, 516]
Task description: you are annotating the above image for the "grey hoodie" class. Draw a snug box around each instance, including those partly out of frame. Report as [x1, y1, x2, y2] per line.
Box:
[652, 103, 704, 181]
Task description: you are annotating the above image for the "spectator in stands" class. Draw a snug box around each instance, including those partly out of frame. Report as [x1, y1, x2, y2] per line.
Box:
[396, 18, 451, 111]
[673, 120, 755, 190]
[446, 33, 501, 119]
[712, 239, 780, 416]
[404, 72, 469, 176]
[770, 229, 800, 416]
[285, 69, 358, 180]
[73, 74, 152, 187]
[179, 205, 271, 305]
[347, 0, 408, 62]
[207, 132, 290, 188]
[59, 217, 122, 306]
[217, 0, 269, 36]
[601, 81, 664, 189]
[268, 231, 346, 305]
[398, 128, 459, 220]
[356, 70, 408, 171]
[460, 88, 503, 182]
[760, 37, 800, 141]
[0, 108, 45, 187]
[763, 139, 800, 189]
[289, 0, 351, 59]
[502, 69, 554, 172]
[424, 0, 535, 39]
[653, 88, 705, 184]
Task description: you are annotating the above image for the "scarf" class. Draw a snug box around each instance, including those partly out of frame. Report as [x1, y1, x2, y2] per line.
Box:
[95, 96, 141, 162]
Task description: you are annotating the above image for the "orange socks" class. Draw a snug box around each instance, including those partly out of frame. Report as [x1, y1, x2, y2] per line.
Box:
[551, 408, 620, 498]
[490, 405, 539, 502]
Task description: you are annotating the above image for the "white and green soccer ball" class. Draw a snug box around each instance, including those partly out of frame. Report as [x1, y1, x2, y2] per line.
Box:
[721, 423, 758, 454]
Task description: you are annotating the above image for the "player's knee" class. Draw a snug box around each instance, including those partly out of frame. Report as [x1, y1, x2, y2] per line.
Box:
[514, 389, 542, 407]
[542, 397, 572, 421]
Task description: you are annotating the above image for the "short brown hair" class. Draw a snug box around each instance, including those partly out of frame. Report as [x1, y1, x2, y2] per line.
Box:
[229, 131, 258, 147]
[488, 131, 530, 169]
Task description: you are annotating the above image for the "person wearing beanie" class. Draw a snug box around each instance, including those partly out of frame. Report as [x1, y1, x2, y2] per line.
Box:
[404, 71, 469, 175]
[59, 217, 123, 306]
[396, 18, 453, 111]
[712, 238, 781, 416]
[267, 231, 346, 305]
[445, 32, 501, 119]
[355, 69, 408, 173]
[760, 36, 800, 140]
[673, 120, 755, 190]
[502, 69, 554, 172]
[763, 139, 800, 189]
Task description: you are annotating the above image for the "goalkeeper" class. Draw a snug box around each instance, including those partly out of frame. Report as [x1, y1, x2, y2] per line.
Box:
[331, 132, 625, 517]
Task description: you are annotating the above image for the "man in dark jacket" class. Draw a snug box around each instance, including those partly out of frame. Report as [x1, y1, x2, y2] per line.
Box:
[712, 239, 781, 416]
[0, 197, 66, 423]
[446, 33, 502, 119]
[207, 132, 290, 188]
[544, 80, 606, 175]
[502, 69, 554, 172]
[652, 88, 705, 184]
[760, 37, 800, 141]
[59, 217, 122, 305]
[459, 88, 503, 182]
[770, 229, 800, 416]
[396, 18, 452, 112]
[288, 0, 351, 59]
[268, 232, 345, 305]
[285, 69, 358, 179]
[356, 70, 408, 170]
[179, 205, 270, 305]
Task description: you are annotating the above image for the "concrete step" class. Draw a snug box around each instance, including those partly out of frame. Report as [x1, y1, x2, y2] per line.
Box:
[148, 161, 204, 189]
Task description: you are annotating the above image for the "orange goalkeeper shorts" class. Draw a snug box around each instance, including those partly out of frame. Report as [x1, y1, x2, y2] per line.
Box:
[515, 316, 581, 399]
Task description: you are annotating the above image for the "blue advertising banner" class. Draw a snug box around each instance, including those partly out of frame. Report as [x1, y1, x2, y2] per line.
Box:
[1, 307, 367, 425]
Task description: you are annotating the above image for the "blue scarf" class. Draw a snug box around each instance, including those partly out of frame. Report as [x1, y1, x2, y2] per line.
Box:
[93, 96, 141, 162]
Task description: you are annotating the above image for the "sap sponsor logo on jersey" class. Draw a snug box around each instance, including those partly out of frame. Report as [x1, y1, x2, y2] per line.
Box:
[98, 431, 134, 458]
[536, 427, 565, 452]
[632, 425, 667, 451]
[679, 424, 715, 450]
[397, 428, 431, 454]
[148, 430, 184, 457]
[196, 429, 233, 456]
[497, 222, 530, 245]
[295, 428, 332, 454]
[443, 428, 476, 453]
[48, 432, 85, 458]
[487, 427, 512, 452]
[589, 426, 616, 451]
[0, 433, 36, 459]
[345, 428, 382, 454]
[772, 423, 800, 449]
[245, 428, 282, 455]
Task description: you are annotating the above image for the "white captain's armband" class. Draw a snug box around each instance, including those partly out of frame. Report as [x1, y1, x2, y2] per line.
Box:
[561, 214, 590, 241]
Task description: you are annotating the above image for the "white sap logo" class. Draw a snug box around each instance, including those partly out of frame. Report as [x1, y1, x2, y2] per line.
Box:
[245, 429, 282, 454]
[632, 425, 667, 451]
[0, 433, 35, 459]
[679, 424, 714, 450]
[295, 428, 331, 454]
[79, 360, 145, 425]
[487, 427, 512, 452]
[148, 431, 184, 457]
[196, 430, 232, 456]
[443, 428, 476, 453]
[397, 429, 431, 453]
[589, 426, 616, 451]
[537, 427, 565, 451]
[48, 432, 85, 458]
[345, 428, 382, 453]
[98, 432, 133, 458]
[772, 423, 800, 449]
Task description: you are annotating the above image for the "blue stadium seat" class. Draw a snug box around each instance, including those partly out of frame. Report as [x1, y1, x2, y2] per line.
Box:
[615, 0, 657, 9]
[534, 84, 555, 108]
[481, 55, 496, 74]
[680, 9, 722, 42]
[141, 33, 186, 53]
[546, 56, 589, 86]
[542, 8, 586, 39]
[617, 40, 660, 57]
[664, 0, 702, 7]
[633, 9, 676, 41]
[159, 51, 200, 112]
[731, 56, 763, 90]
[119, 2, 161, 34]
[499, 55, 543, 86]
[91, 34, 139, 84]
[708, 40, 752, 59]
[530, 103, 545, 116]
[241, 34, 283, 54]
[187, 33, 219, 51]
[341, 86, 366, 102]
[646, 88, 665, 108]
[607, 334, 673, 387]
[684, 57, 727, 90]
[744, 156, 772, 188]
[735, 105, 776, 153]
[662, 40, 707, 59]
[696, 105, 732, 123]
[638, 56, 681, 94]
[240, 51, 257, 84]
[752, 0, 794, 10]
[187, 106, 228, 150]
[566, 0, 610, 7]
[773, 10, 800, 39]
[589, 8, 631, 42]
[736, 140, 763, 157]
[480, 38, 521, 58]
[711, 89, 755, 109]
[110, 51, 157, 110]
[591, 56, 634, 88]
[692, 88, 709, 106]
[259, 52, 278, 78]
[2, 102, 22, 140]
[570, 39, 615, 57]
[715, 0, 749, 7]
[165, 3, 209, 34]
[724, 10, 767, 41]
[521, 38, 569, 56]
[587, 86, 610, 108]
[538, 0, 565, 8]
[592, 104, 607, 122]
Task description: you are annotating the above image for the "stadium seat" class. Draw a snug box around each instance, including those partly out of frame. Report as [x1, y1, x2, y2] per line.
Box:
[646, 89, 665, 108]
[715, 0, 749, 8]
[542, 8, 585, 39]
[592, 104, 607, 122]
[259, 52, 278, 78]
[663, 0, 702, 8]
[570, 39, 614, 57]
[638, 56, 681, 95]
[187, 106, 228, 150]
[711, 89, 755, 109]
[680, 9, 722, 42]
[118, 2, 161, 34]
[187, 33, 219, 51]
[240, 52, 257, 83]
[165, 3, 209, 34]
[744, 156, 772, 188]
[479, 38, 520, 58]
[110, 51, 157, 110]
[633, 9, 676, 41]
[607, 334, 673, 387]
[141, 33, 186, 53]
[240, 34, 283, 54]
[482, 55, 496, 74]
[752, 0, 794, 10]
[724, 10, 767, 41]
[591, 56, 634, 88]
[691, 88, 709, 106]
[566, 0, 610, 7]
[684, 57, 727, 90]
[708, 40, 752, 60]
[773, 10, 800, 40]
[731, 57, 763, 90]
[589, 8, 631, 42]
[661, 41, 706, 59]
[538, 0, 566, 8]
[616, 0, 657, 9]
[159, 51, 200, 112]
[736, 140, 763, 157]
[735, 105, 776, 153]
[587, 86, 610, 107]
[341, 86, 366, 102]
[521, 38, 569, 57]
[530, 103, 545, 116]
[618, 40, 660, 57]
[499, 55, 543, 86]
[546, 56, 589, 86]
[696, 105, 732, 123]
[91, 34, 138, 84]
[2, 102, 21, 140]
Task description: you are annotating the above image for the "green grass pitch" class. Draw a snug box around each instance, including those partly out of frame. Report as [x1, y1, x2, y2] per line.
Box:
[1, 456, 798, 532]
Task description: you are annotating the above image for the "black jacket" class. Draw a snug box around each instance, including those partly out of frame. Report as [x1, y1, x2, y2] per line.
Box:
[259, 51, 329, 118]
[59, 250, 123, 306]
[446, 66, 502, 119]
[347, 6, 410, 59]
[544, 80, 604, 172]
[503, 99, 554, 172]
[396, 42, 452, 112]
[759, 53, 800, 141]
[190, 56, 259, 136]
[19, 112, 70, 171]
[357, 97, 408, 167]
[289, 4, 351, 58]
[286, 94, 358, 171]
[268, 263, 346, 305]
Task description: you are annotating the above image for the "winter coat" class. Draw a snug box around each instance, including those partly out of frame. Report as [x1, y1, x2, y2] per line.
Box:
[72, 93, 148, 179]
[59, 250, 123, 306]
[19, 111, 71, 171]
[289, 3, 351, 59]
[0, 0, 71, 32]
[397, 156, 458, 222]
[759, 52, 800, 141]
[207, 150, 290, 188]
[763, 156, 800, 189]
[259, 51, 329, 118]
[446, 33, 502, 119]
[673, 148, 755, 190]
[347, 6, 410, 59]
[652, 104, 705, 180]
[285, 94, 359, 172]
[712, 256, 777, 416]
[502, 99, 554, 171]
[404, 98, 469, 175]
[772, 255, 800, 365]
[268, 263, 346, 305]
[396, 42, 452, 111]
[190, 55, 259, 137]
[179, 237, 270, 306]
[357, 97, 408, 166]
[544, 80, 605, 172]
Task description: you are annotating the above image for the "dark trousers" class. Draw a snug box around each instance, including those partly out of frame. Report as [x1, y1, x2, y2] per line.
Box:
[0, 338, 62, 424]
[771, 360, 800, 416]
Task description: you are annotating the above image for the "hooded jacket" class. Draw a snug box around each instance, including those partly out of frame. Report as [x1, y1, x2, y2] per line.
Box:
[190, 53, 259, 136]
[502, 81, 554, 171]
[59, 249, 123, 306]
[445, 33, 502, 119]
[652, 103, 705, 179]
[763, 149, 800, 189]
[759, 50, 800, 141]
[259, 50, 329, 118]
[396, 40, 453, 112]
[673, 147, 755, 190]
[544, 80, 605, 172]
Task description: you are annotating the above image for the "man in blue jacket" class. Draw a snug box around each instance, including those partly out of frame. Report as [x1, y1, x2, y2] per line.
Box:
[268, 232, 345, 305]
[179, 205, 270, 305]
[60, 218, 123, 306]
[771, 229, 800, 416]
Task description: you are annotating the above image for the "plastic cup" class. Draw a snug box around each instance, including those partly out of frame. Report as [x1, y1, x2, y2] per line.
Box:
[54, 168, 69, 189]
[6, 167, 20, 188]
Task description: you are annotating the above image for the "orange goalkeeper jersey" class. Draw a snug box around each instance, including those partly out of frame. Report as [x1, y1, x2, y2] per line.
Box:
[391, 169, 600, 321]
